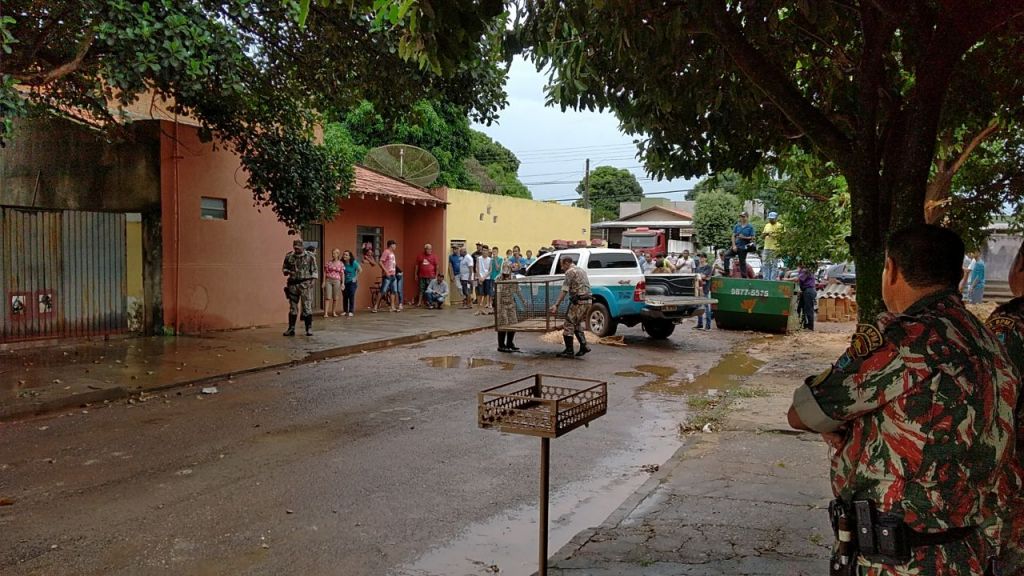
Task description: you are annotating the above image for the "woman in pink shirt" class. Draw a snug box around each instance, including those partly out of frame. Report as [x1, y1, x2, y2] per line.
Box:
[323, 249, 344, 317]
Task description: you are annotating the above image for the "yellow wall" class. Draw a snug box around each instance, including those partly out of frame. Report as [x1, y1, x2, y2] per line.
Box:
[444, 188, 591, 254]
[126, 217, 144, 300]
[125, 214, 145, 332]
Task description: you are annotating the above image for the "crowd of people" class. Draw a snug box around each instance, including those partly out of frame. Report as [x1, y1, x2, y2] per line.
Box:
[450, 243, 539, 310]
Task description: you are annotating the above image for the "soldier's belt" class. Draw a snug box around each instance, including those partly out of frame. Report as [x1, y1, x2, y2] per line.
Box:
[287, 278, 313, 285]
[570, 295, 592, 304]
[829, 499, 975, 566]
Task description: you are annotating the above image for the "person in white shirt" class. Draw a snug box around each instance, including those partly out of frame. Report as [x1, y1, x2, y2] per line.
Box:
[676, 249, 695, 273]
[459, 248, 474, 309]
[960, 254, 975, 298]
[477, 250, 493, 308]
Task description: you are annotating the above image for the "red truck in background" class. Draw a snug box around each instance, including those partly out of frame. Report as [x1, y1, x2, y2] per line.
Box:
[621, 227, 667, 258]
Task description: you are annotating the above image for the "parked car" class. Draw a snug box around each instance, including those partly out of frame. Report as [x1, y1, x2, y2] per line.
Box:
[523, 248, 715, 339]
[821, 262, 856, 286]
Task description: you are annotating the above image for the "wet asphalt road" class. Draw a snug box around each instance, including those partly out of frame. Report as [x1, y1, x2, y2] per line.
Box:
[0, 325, 748, 576]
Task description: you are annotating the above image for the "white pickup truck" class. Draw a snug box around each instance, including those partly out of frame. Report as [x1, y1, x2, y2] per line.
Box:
[523, 248, 716, 339]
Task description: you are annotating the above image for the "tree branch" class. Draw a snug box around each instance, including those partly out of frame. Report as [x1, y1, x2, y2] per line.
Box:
[706, 5, 853, 167]
[14, 33, 95, 86]
[950, 121, 1000, 176]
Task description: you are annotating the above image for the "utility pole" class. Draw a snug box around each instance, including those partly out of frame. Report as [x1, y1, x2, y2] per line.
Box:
[584, 158, 590, 209]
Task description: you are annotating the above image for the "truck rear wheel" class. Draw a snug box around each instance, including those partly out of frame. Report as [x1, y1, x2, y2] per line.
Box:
[643, 319, 675, 340]
[588, 302, 617, 337]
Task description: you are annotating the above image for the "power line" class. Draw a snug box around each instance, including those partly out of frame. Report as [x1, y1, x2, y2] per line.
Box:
[540, 187, 696, 203]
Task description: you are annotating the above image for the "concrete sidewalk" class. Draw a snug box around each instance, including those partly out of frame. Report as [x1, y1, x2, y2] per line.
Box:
[544, 330, 845, 576]
[1, 306, 493, 420]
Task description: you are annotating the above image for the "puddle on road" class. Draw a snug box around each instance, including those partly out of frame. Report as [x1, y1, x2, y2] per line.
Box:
[634, 352, 765, 396]
[688, 351, 764, 392]
[613, 371, 645, 378]
[420, 356, 514, 371]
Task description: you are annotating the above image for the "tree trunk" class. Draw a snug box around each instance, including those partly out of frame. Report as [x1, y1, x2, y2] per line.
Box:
[847, 175, 887, 323]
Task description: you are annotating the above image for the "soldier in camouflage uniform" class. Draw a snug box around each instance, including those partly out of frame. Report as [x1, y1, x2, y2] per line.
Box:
[788, 225, 1019, 576]
[985, 241, 1024, 575]
[495, 258, 520, 353]
[282, 239, 318, 336]
[548, 257, 592, 358]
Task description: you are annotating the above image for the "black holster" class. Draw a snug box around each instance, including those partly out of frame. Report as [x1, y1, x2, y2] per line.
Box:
[828, 499, 978, 572]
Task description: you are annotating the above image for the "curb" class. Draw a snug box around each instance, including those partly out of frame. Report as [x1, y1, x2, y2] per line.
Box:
[1, 325, 489, 422]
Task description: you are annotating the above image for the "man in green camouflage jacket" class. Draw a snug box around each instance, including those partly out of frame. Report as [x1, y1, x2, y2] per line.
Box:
[282, 239, 318, 336]
[788, 225, 1020, 576]
[985, 241, 1024, 575]
[548, 256, 593, 358]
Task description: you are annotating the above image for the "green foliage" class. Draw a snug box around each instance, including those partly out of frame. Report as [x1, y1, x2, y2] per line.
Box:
[940, 125, 1024, 252]
[771, 151, 851, 266]
[693, 191, 742, 250]
[1, 0, 508, 227]
[466, 129, 530, 197]
[242, 129, 354, 230]
[340, 99, 474, 188]
[575, 166, 642, 222]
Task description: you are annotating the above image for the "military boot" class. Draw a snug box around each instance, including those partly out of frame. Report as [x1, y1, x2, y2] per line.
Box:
[574, 331, 591, 357]
[303, 314, 313, 336]
[556, 336, 576, 358]
[283, 314, 296, 336]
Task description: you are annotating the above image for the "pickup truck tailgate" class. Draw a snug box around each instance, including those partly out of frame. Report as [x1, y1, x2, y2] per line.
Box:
[644, 296, 717, 310]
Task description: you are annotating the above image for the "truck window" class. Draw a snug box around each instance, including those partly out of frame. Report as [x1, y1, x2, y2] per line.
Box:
[622, 235, 658, 249]
[551, 253, 581, 275]
[526, 254, 556, 276]
[587, 253, 639, 270]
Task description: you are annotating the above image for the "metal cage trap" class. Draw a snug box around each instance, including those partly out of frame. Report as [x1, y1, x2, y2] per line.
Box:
[477, 374, 608, 575]
[494, 277, 571, 333]
[478, 374, 608, 438]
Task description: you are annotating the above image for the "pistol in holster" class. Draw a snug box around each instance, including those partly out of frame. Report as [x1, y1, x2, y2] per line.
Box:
[828, 499, 983, 574]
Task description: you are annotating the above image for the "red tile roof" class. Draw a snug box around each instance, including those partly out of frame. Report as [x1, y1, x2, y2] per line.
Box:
[352, 166, 445, 207]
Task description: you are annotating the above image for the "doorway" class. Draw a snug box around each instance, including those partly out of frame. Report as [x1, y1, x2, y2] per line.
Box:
[301, 224, 324, 313]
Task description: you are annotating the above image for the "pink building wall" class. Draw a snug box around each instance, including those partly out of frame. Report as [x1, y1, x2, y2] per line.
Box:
[160, 121, 293, 332]
[160, 122, 446, 330]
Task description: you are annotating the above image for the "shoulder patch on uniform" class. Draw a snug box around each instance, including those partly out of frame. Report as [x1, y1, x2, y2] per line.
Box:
[850, 323, 884, 358]
[986, 316, 1014, 332]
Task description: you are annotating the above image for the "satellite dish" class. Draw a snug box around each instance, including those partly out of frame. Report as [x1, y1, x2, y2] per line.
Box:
[364, 144, 440, 187]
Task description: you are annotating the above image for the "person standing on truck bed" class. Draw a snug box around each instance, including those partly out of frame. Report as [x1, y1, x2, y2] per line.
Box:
[723, 211, 755, 279]
[548, 257, 593, 358]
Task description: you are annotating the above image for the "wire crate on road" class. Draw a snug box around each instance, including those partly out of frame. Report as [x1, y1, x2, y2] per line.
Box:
[478, 374, 608, 439]
[494, 277, 569, 332]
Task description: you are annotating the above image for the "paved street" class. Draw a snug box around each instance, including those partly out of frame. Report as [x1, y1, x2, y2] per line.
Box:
[1, 307, 493, 420]
[0, 324, 751, 576]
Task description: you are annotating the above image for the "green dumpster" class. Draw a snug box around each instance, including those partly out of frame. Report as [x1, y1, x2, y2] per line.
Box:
[710, 277, 800, 333]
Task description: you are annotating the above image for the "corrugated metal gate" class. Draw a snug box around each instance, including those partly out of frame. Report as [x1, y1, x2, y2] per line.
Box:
[1, 207, 127, 342]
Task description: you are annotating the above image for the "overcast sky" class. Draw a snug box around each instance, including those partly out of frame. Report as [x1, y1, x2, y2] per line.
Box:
[472, 58, 699, 204]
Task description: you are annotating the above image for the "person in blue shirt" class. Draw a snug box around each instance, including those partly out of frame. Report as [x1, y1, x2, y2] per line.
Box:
[524, 249, 536, 268]
[448, 245, 462, 306]
[723, 211, 755, 279]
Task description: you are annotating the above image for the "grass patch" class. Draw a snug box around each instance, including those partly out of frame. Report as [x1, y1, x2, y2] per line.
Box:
[680, 386, 766, 433]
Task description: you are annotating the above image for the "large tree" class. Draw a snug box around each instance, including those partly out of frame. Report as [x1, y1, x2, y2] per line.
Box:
[575, 165, 643, 223]
[372, 1, 1024, 320]
[517, 1, 1024, 320]
[0, 0, 507, 229]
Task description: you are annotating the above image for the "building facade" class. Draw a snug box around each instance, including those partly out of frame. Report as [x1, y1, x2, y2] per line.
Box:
[1, 116, 446, 342]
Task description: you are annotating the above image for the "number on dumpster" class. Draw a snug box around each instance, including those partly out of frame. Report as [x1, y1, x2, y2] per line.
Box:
[729, 288, 770, 297]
